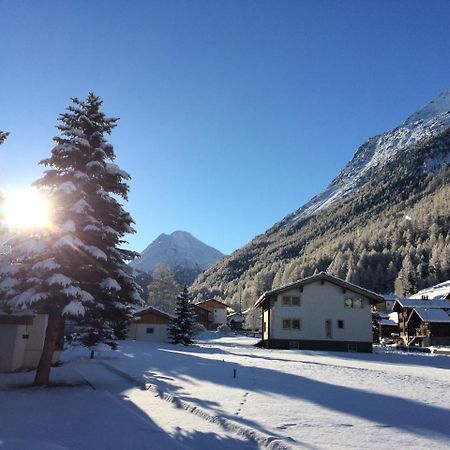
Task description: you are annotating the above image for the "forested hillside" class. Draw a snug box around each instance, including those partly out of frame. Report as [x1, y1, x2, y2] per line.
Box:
[192, 127, 450, 311]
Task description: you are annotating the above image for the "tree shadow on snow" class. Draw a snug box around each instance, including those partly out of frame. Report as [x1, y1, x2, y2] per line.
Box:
[141, 348, 450, 443]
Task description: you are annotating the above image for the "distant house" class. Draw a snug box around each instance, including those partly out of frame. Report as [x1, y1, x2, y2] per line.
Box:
[128, 306, 174, 342]
[392, 297, 450, 346]
[191, 304, 210, 329]
[372, 310, 399, 342]
[195, 299, 228, 330]
[255, 272, 384, 353]
[227, 311, 244, 331]
[0, 311, 61, 372]
[409, 280, 450, 300]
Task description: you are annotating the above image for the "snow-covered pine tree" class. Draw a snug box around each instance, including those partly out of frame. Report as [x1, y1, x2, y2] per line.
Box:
[4, 93, 141, 385]
[0, 131, 9, 145]
[168, 286, 196, 346]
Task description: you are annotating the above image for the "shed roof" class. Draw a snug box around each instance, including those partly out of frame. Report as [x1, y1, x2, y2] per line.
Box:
[255, 272, 384, 308]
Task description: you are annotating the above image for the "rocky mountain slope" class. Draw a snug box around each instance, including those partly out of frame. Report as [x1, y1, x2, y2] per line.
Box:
[130, 231, 224, 286]
[191, 90, 450, 309]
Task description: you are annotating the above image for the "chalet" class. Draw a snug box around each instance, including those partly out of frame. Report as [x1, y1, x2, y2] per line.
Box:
[195, 299, 228, 330]
[0, 311, 61, 372]
[392, 298, 450, 346]
[227, 311, 245, 331]
[372, 310, 399, 342]
[255, 272, 384, 353]
[128, 306, 174, 342]
[409, 280, 450, 300]
[191, 304, 210, 329]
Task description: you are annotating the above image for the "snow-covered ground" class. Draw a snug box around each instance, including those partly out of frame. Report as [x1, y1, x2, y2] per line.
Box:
[1, 334, 450, 449]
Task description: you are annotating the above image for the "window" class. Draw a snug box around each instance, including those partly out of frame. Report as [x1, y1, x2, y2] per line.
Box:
[348, 343, 358, 352]
[146, 327, 154, 334]
[345, 297, 364, 309]
[281, 296, 301, 306]
[289, 341, 300, 349]
[263, 322, 266, 332]
[337, 320, 344, 329]
[283, 319, 301, 329]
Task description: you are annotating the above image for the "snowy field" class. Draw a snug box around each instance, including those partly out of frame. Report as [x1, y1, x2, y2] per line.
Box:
[1, 334, 450, 449]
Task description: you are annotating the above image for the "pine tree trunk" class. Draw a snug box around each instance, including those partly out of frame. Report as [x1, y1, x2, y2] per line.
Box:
[33, 309, 62, 387]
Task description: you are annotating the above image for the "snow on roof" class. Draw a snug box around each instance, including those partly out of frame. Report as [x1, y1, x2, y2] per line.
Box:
[378, 319, 398, 327]
[255, 272, 384, 307]
[134, 305, 175, 319]
[196, 298, 229, 308]
[410, 280, 450, 300]
[413, 308, 450, 323]
[393, 298, 450, 310]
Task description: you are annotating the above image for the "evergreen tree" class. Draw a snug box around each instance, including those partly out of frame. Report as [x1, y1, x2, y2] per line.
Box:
[3, 94, 141, 386]
[168, 286, 196, 346]
[0, 131, 9, 145]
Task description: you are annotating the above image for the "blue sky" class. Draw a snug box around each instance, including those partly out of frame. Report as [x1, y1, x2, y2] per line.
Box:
[1, 0, 450, 254]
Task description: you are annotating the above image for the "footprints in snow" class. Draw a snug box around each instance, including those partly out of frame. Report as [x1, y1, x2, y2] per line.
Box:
[235, 392, 249, 415]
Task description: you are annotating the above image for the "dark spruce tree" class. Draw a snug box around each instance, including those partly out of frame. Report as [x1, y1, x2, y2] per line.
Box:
[1, 94, 141, 386]
[168, 286, 196, 346]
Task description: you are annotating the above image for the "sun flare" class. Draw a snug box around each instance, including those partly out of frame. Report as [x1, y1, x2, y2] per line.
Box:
[3, 188, 52, 230]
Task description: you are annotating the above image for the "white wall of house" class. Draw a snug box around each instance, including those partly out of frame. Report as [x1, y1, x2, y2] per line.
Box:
[213, 308, 227, 325]
[128, 323, 169, 342]
[270, 280, 372, 342]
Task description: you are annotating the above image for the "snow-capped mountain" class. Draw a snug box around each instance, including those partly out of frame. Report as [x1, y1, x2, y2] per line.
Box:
[130, 231, 224, 277]
[285, 89, 450, 224]
[192, 88, 450, 302]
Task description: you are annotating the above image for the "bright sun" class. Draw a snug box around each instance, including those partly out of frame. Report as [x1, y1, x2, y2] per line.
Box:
[3, 188, 52, 230]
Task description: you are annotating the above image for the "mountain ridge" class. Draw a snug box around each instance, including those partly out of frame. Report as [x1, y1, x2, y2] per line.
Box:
[191, 89, 450, 309]
[130, 231, 224, 286]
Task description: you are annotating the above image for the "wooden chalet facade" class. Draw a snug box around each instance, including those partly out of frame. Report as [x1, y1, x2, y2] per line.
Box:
[195, 299, 228, 330]
[392, 298, 450, 347]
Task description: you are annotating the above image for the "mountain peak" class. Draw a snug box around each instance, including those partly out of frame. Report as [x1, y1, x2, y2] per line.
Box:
[405, 88, 450, 124]
[130, 231, 224, 279]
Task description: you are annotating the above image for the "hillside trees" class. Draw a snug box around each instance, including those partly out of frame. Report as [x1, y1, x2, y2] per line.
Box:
[146, 262, 179, 313]
[191, 129, 450, 307]
[1, 94, 141, 385]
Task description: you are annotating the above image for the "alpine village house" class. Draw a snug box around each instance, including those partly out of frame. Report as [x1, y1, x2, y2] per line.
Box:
[255, 272, 384, 353]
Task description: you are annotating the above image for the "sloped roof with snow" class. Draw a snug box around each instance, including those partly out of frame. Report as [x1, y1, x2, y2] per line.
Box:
[134, 305, 175, 320]
[393, 298, 450, 311]
[378, 319, 398, 327]
[413, 308, 450, 323]
[255, 272, 384, 308]
[410, 280, 450, 300]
